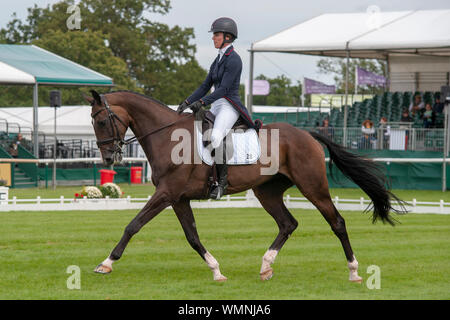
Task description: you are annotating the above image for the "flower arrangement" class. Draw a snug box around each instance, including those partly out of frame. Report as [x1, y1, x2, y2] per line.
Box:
[75, 186, 103, 199]
[74, 183, 123, 200]
[98, 183, 123, 199]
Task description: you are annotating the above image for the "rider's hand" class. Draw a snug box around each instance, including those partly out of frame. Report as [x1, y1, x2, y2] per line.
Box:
[188, 100, 205, 113]
[177, 100, 189, 114]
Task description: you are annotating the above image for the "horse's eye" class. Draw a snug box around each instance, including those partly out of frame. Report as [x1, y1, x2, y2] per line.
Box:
[97, 120, 106, 127]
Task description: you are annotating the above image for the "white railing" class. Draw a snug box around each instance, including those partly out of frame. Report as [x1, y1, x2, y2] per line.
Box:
[1, 191, 449, 214]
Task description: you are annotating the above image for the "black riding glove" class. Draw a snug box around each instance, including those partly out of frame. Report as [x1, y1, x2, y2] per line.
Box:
[187, 100, 205, 113]
[177, 100, 189, 114]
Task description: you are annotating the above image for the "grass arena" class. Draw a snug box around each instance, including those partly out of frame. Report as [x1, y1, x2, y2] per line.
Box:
[1, 185, 448, 300]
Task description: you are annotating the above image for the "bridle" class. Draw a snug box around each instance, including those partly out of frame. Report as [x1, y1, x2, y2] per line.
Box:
[91, 94, 190, 160]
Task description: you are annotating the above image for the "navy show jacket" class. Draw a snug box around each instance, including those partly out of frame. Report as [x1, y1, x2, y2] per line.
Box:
[186, 46, 261, 130]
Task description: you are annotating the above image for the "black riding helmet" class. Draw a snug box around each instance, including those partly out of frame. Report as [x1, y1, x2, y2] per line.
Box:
[209, 17, 238, 47]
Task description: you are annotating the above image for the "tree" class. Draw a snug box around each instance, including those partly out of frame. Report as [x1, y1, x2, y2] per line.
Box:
[316, 57, 387, 95]
[0, 0, 207, 106]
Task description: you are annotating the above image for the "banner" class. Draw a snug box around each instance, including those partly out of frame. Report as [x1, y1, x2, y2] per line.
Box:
[357, 67, 386, 87]
[246, 79, 270, 96]
[304, 77, 335, 94]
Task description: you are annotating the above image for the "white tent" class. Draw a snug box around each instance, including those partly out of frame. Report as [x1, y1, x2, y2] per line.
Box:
[252, 9, 450, 58]
[248, 9, 450, 142]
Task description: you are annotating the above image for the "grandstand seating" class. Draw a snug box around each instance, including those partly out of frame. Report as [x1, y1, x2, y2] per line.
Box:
[253, 91, 445, 129]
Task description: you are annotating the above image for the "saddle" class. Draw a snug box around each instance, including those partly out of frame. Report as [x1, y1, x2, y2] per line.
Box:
[196, 109, 248, 198]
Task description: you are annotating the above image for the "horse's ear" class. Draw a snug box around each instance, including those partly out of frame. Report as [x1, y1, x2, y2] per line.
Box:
[90, 90, 102, 105]
[83, 93, 94, 105]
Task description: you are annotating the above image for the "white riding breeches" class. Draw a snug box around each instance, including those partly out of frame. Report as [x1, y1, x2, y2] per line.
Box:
[209, 98, 240, 149]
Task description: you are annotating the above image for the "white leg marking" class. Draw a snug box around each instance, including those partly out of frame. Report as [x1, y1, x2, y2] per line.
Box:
[348, 255, 363, 283]
[204, 251, 227, 281]
[102, 257, 115, 269]
[260, 249, 278, 273]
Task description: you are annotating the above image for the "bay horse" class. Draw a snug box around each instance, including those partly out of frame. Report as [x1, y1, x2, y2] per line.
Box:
[86, 90, 404, 283]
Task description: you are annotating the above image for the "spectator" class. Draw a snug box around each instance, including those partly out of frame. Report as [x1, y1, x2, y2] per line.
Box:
[422, 103, 435, 128]
[400, 109, 413, 122]
[433, 95, 444, 114]
[409, 94, 424, 116]
[318, 118, 334, 140]
[359, 119, 376, 149]
[8, 133, 23, 158]
[379, 117, 390, 149]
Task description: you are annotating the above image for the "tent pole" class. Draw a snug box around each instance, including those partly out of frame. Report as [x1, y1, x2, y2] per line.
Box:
[443, 105, 448, 192]
[33, 83, 39, 157]
[248, 48, 254, 117]
[343, 49, 350, 147]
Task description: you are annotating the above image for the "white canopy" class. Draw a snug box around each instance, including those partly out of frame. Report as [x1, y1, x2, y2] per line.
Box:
[0, 61, 35, 85]
[252, 9, 450, 59]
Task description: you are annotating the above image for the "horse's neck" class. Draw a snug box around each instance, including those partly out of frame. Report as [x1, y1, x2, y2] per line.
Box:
[120, 94, 180, 165]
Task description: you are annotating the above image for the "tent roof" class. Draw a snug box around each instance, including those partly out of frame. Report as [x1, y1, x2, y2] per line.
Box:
[0, 44, 114, 86]
[252, 9, 450, 59]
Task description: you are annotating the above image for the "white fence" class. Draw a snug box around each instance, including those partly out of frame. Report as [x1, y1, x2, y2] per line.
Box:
[1, 191, 449, 214]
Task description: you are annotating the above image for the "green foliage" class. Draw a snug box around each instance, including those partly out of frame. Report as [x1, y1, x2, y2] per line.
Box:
[316, 57, 387, 94]
[0, 0, 207, 106]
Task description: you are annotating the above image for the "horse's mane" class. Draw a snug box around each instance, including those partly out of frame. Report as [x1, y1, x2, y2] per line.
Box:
[106, 90, 175, 113]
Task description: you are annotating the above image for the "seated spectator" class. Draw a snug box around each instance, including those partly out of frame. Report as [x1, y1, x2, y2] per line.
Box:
[359, 119, 376, 149]
[8, 133, 23, 158]
[400, 109, 413, 122]
[378, 117, 390, 149]
[409, 94, 424, 117]
[433, 95, 444, 114]
[318, 118, 334, 139]
[422, 103, 435, 128]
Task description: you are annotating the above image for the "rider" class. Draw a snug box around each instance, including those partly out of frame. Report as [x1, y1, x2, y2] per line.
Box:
[177, 17, 261, 200]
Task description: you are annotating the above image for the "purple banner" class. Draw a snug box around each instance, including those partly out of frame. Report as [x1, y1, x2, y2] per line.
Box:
[304, 77, 336, 94]
[252, 80, 270, 95]
[357, 67, 386, 87]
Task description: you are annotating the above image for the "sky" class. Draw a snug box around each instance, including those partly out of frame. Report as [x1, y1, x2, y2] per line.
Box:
[2, 0, 450, 85]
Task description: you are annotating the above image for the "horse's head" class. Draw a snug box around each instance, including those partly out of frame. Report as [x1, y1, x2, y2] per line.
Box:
[85, 90, 130, 166]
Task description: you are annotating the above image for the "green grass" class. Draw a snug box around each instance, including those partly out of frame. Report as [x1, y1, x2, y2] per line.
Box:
[8, 184, 450, 202]
[0, 208, 448, 299]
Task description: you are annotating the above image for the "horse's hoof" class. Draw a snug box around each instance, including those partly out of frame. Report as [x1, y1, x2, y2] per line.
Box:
[260, 268, 273, 281]
[214, 275, 228, 282]
[94, 264, 112, 274]
[349, 277, 363, 283]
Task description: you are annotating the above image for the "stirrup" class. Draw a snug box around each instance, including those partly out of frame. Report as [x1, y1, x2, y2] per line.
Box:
[209, 184, 226, 200]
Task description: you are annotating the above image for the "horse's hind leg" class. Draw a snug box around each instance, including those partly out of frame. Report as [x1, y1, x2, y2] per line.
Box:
[252, 174, 298, 281]
[289, 159, 362, 283]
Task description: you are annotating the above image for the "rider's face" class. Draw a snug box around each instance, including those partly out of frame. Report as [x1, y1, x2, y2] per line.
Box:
[212, 32, 224, 49]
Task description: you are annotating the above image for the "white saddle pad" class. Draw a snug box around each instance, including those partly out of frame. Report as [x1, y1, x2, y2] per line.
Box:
[195, 125, 260, 166]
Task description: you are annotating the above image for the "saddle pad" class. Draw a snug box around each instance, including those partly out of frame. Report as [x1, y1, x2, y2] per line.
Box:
[195, 125, 260, 166]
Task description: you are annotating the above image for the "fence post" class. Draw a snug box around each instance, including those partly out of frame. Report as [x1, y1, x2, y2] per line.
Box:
[45, 163, 49, 189]
[93, 162, 97, 186]
[60, 195, 64, 205]
[11, 162, 15, 188]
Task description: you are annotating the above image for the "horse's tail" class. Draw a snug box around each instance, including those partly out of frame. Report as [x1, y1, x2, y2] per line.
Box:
[309, 131, 407, 226]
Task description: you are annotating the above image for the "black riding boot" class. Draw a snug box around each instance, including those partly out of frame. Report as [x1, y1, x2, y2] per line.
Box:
[209, 163, 228, 199]
[209, 140, 228, 200]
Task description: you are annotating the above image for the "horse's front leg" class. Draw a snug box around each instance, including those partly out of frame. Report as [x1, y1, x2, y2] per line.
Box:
[94, 189, 171, 274]
[172, 199, 227, 282]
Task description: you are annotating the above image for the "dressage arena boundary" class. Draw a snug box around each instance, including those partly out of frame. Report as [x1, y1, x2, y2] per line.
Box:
[1, 190, 449, 214]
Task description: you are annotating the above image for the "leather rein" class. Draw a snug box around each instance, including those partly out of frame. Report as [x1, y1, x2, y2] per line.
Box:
[91, 95, 188, 153]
